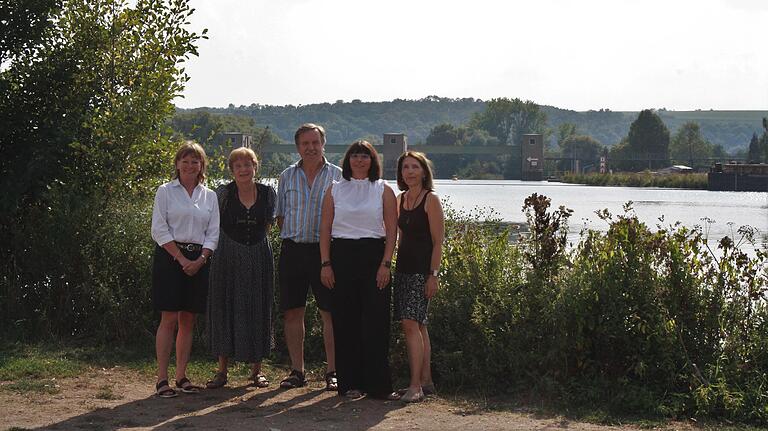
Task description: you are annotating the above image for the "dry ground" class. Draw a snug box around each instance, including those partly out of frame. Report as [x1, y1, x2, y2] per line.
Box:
[0, 367, 686, 431]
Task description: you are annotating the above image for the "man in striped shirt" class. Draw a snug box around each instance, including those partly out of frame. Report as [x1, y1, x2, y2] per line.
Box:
[275, 123, 342, 390]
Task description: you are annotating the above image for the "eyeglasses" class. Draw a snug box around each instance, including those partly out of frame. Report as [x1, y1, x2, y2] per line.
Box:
[350, 153, 371, 160]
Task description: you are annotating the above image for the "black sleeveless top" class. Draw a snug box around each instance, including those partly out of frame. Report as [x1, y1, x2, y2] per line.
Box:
[217, 182, 275, 246]
[396, 192, 433, 274]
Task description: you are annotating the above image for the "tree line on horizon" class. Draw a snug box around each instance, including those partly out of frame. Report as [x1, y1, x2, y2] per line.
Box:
[173, 100, 768, 179]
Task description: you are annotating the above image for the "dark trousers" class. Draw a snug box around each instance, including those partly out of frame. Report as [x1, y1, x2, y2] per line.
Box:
[331, 238, 393, 398]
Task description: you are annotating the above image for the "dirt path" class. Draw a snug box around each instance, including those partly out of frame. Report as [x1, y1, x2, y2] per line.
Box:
[0, 367, 658, 430]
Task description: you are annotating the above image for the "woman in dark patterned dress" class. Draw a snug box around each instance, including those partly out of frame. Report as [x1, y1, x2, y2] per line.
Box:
[206, 147, 276, 389]
[393, 151, 444, 403]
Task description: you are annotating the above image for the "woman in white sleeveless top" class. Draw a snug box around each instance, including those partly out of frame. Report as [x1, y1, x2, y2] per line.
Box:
[319, 140, 399, 400]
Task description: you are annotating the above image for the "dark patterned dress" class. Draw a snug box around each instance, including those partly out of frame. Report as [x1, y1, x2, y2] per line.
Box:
[394, 192, 433, 325]
[207, 182, 276, 362]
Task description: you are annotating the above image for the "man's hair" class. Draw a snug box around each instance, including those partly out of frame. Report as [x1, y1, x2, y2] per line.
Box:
[294, 123, 326, 145]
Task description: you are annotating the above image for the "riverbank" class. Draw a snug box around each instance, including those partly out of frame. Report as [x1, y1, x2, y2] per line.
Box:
[560, 172, 708, 189]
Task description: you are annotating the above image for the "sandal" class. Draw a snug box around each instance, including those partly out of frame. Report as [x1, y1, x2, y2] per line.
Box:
[400, 388, 424, 403]
[421, 383, 436, 396]
[250, 373, 270, 388]
[156, 380, 178, 398]
[397, 383, 436, 396]
[205, 372, 228, 389]
[279, 369, 306, 389]
[175, 377, 203, 394]
[324, 371, 338, 391]
[344, 389, 364, 399]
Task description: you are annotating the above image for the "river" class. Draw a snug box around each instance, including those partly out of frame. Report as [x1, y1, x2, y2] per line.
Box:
[433, 180, 768, 250]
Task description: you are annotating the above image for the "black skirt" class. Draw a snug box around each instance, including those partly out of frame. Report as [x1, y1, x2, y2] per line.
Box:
[152, 244, 209, 313]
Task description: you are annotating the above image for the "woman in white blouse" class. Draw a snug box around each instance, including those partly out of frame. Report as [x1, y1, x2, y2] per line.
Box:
[319, 140, 398, 400]
[150, 141, 219, 398]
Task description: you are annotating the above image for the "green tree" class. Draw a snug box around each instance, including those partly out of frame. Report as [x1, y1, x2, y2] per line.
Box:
[760, 117, 768, 163]
[469, 97, 547, 146]
[469, 98, 547, 178]
[0, 0, 205, 339]
[625, 109, 670, 171]
[557, 122, 578, 148]
[559, 135, 604, 172]
[747, 132, 761, 163]
[670, 121, 712, 168]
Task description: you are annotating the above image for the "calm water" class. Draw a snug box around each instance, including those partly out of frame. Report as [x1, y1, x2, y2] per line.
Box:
[433, 180, 768, 249]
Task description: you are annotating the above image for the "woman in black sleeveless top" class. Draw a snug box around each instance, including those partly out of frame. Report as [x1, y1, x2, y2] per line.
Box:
[393, 151, 444, 403]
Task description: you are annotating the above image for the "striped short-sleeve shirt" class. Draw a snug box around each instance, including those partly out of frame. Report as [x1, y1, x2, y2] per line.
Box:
[275, 158, 342, 243]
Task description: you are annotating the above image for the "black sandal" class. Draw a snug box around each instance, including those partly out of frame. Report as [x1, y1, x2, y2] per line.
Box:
[279, 369, 306, 389]
[156, 380, 178, 398]
[324, 371, 338, 391]
[175, 377, 203, 394]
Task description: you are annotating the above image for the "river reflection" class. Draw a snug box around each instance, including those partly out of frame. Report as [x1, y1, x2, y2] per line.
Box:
[434, 180, 768, 250]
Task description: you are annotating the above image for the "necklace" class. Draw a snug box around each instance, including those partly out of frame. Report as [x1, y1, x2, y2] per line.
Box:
[402, 189, 424, 225]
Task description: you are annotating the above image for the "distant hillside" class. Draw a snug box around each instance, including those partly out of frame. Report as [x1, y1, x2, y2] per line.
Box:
[177, 97, 766, 152]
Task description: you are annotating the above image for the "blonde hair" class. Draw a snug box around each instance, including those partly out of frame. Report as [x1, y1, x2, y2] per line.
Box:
[173, 141, 207, 184]
[228, 147, 260, 172]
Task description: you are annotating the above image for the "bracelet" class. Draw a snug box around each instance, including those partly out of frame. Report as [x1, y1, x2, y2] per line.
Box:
[381, 260, 392, 268]
[321, 260, 332, 267]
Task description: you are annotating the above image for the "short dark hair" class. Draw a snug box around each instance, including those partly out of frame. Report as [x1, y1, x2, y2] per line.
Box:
[294, 123, 326, 145]
[341, 140, 381, 182]
[396, 151, 435, 191]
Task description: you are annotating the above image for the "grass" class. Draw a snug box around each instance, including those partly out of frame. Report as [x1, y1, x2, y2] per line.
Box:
[0, 340, 316, 395]
[561, 172, 708, 189]
[1, 341, 765, 430]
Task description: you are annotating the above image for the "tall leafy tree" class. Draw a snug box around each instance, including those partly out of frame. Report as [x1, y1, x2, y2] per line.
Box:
[0, 0, 205, 339]
[470, 98, 547, 146]
[626, 109, 670, 170]
[469, 98, 547, 178]
[670, 121, 713, 168]
[747, 132, 761, 163]
[557, 122, 578, 148]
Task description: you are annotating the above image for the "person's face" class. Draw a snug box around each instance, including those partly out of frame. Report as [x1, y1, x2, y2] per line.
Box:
[349, 152, 371, 178]
[400, 156, 424, 188]
[176, 153, 202, 182]
[296, 129, 324, 164]
[231, 157, 256, 184]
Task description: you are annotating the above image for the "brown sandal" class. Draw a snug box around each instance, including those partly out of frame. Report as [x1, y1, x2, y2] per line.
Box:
[206, 372, 228, 389]
[175, 377, 203, 394]
[156, 380, 178, 398]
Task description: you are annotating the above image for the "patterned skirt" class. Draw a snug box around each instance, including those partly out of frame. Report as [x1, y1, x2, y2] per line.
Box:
[207, 232, 274, 363]
[393, 273, 430, 325]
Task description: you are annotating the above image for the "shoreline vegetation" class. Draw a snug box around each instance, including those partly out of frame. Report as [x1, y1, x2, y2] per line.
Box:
[3, 191, 766, 425]
[560, 172, 709, 189]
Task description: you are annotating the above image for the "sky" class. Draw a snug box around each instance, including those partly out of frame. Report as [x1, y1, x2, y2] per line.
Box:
[177, 0, 768, 111]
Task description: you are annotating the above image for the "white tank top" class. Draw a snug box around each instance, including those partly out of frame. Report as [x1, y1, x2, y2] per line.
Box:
[331, 178, 386, 239]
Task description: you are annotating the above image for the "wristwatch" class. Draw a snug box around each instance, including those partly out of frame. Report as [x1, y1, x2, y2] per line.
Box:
[382, 260, 392, 268]
[430, 269, 440, 277]
[321, 260, 332, 267]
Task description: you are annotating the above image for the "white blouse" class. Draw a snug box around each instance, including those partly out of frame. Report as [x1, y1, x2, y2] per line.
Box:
[330, 178, 386, 239]
[151, 179, 220, 250]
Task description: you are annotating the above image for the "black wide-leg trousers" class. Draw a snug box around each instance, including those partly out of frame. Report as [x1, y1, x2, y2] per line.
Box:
[330, 237, 393, 398]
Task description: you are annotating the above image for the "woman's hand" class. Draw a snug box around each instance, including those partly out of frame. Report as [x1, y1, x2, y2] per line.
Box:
[182, 256, 203, 276]
[321, 266, 335, 289]
[376, 265, 391, 290]
[425, 275, 439, 299]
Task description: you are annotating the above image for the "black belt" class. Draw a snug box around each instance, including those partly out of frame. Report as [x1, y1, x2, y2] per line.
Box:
[175, 242, 202, 252]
